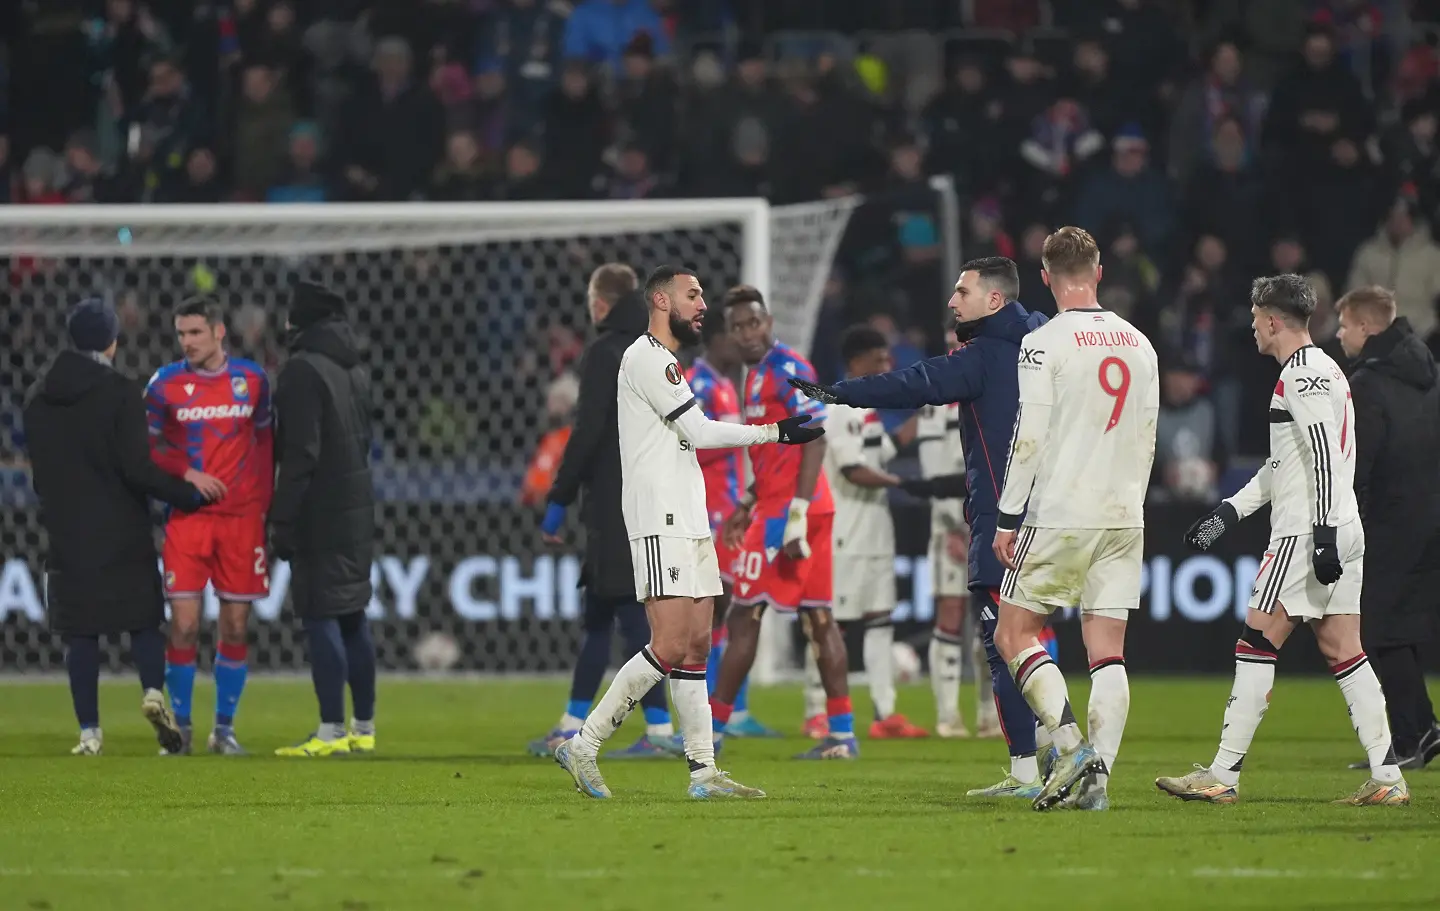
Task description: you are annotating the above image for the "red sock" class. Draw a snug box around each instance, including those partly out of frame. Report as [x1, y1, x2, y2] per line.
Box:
[166, 645, 197, 666]
[711, 627, 726, 648]
[710, 698, 734, 728]
[216, 641, 248, 665]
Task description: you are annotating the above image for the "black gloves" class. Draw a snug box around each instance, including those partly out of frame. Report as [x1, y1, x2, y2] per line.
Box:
[1312, 524, 1343, 584]
[776, 414, 825, 444]
[900, 474, 968, 499]
[787, 378, 846, 405]
[269, 525, 295, 563]
[1184, 501, 1239, 551]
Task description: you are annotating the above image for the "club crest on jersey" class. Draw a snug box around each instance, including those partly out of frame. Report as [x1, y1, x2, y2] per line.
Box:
[664, 363, 682, 385]
[231, 374, 250, 399]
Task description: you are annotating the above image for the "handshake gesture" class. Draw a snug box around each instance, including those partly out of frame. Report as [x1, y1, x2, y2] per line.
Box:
[788, 378, 847, 406]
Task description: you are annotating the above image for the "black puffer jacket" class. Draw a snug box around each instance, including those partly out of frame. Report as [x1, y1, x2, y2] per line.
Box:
[1349, 317, 1440, 646]
[547, 291, 649, 599]
[23, 351, 201, 635]
[270, 318, 375, 619]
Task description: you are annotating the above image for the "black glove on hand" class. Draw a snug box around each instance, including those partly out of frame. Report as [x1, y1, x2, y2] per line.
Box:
[776, 414, 825, 444]
[900, 475, 968, 499]
[1312, 524, 1343, 584]
[787, 378, 845, 405]
[270, 525, 295, 563]
[1184, 501, 1238, 551]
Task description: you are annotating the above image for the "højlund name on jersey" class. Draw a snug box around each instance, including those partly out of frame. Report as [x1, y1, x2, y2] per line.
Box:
[174, 404, 255, 421]
[1072, 330, 1142, 348]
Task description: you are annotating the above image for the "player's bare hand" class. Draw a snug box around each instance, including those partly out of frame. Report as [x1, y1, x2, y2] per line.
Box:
[946, 528, 970, 564]
[721, 505, 750, 548]
[993, 529, 1019, 571]
[184, 469, 227, 501]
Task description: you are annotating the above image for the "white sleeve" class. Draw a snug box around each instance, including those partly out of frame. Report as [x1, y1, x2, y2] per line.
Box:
[1282, 363, 1344, 526]
[996, 336, 1055, 530]
[1225, 460, 1272, 518]
[827, 407, 868, 469]
[672, 405, 778, 448]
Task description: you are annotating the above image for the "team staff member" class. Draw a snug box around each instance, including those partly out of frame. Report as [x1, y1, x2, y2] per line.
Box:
[1336, 286, 1440, 768]
[24, 298, 205, 755]
[271, 282, 378, 758]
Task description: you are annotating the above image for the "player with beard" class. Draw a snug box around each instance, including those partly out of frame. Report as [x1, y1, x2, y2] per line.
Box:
[789, 258, 1056, 793]
[554, 266, 822, 798]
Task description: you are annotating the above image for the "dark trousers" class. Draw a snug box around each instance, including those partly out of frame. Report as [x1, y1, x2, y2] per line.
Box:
[1372, 643, 1437, 756]
[573, 591, 666, 715]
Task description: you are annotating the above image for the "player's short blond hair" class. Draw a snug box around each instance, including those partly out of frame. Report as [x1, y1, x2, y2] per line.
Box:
[588, 263, 639, 303]
[1041, 226, 1101, 278]
[1336, 285, 1397, 327]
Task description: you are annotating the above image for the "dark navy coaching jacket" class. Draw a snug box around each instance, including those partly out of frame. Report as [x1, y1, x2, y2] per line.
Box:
[828, 301, 1048, 593]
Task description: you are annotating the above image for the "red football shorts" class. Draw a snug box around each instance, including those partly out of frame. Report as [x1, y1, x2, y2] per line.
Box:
[162, 512, 270, 602]
[714, 531, 741, 583]
[729, 510, 833, 612]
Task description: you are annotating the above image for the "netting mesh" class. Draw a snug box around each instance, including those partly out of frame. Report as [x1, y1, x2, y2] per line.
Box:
[0, 200, 856, 673]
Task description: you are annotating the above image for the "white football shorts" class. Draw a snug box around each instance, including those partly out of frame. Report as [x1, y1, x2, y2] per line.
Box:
[832, 553, 896, 622]
[631, 535, 724, 602]
[1248, 520, 1364, 621]
[999, 526, 1143, 619]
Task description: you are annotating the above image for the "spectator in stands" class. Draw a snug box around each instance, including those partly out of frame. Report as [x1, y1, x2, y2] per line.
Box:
[431, 129, 494, 201]
[777, 62, 877, 203]
[1072, 124, 1175, 254]
[1150, 348, 1223, 504]
[562, 0, 670, 74]
[248, 1, 310, 113]
[966, 197, 1016, 261]
[540, 60, 608, 199]
[1069, 37, 1133, 142]
[460, 57, 519, 161]
[0, 134, 9, 204]
[497, 138, 550, 200]
[1086, 0, 1184, 113]
[1098, 219, 1160, 322]
[1382, 102, 1440, 223]
[160, 148, 222, 204]
[230, 62, 296, 200]
[59, 129, 128, 203]
[20, 148, 66, 204]
[614, 34, 677, 172]
[997, 48, 1056, 161]
[478, 0, 566, 119]
[1348, 196, 1440, 337]
[923, 58, 1003, 193]
[1263, 25, 1372, 164]
[699, 42, 786, 193]
[1169, 41, 1268, 185]
[336, 36, 445, 201]
[1201, 0, 1309, 89]
[1018, 95, 1106, 216]
[87, 0, 173, 136]
[125, 57, 207, 189]
[267, 122, 329, 203]
[601, 143, 666, 199]
[1015, 221, 1052, 310]
[1181, 116, 1265, 272]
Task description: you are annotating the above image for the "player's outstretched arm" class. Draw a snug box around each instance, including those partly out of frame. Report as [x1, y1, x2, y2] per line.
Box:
[789, 347, 986, 410]
[114, 381, 205, 511]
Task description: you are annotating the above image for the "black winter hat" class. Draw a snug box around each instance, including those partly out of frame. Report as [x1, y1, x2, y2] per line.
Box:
[288, 280, 346, 330]
[67, 297, 120, 352]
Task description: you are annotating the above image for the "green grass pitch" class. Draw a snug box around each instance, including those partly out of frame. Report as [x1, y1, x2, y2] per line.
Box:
[0, 676, 1437, 911]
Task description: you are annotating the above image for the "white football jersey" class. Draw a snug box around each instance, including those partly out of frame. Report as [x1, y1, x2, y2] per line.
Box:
[824, 402, 896, 557]
[617, 333, 711, 540]
[916, 402, 966, 537]
[997, 308, 1159, 530]
[1227, 344, 1358, 535]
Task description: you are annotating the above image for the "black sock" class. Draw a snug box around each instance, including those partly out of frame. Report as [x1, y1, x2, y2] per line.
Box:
[129, 627, 166, 693]
[66, 635, 102, 729]
[304, 618, 347, 725]
[337, 611, 376, 723]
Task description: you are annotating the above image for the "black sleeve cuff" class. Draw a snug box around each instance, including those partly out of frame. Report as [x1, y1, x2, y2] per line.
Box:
[997, 511, 1023, 532]
[665, 396, 697, 422]
[1313, 523, 1337, 547]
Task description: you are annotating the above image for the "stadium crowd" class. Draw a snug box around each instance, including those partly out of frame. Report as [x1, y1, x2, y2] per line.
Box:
[9, 0, 1440, 498]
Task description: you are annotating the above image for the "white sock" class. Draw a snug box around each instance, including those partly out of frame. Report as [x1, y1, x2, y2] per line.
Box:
[1334, 653, 1403, 784]
[577, 647, 667, 756]
[1035, 721, 1053, 753]
[1008, 645, 1080, 752]
[1087, 658, 1129, 789]
[559, 713, 585, 731]
[646, 722, 674, 738]
[973, 633, 994, 708]
[803, 648, 826, 719]
[668, 671, 716, 779]
[1211, 635, 1277, 786]
[1011, 753, 1038, 784]
[929, 629, 963, 726]
[864, 619, 896, 720]
[318, 722, 347, 741]
[351, 718, 375, 736]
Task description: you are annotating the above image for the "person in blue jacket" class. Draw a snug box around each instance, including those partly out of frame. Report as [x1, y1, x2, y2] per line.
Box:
[790, 257, 1055, 798]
